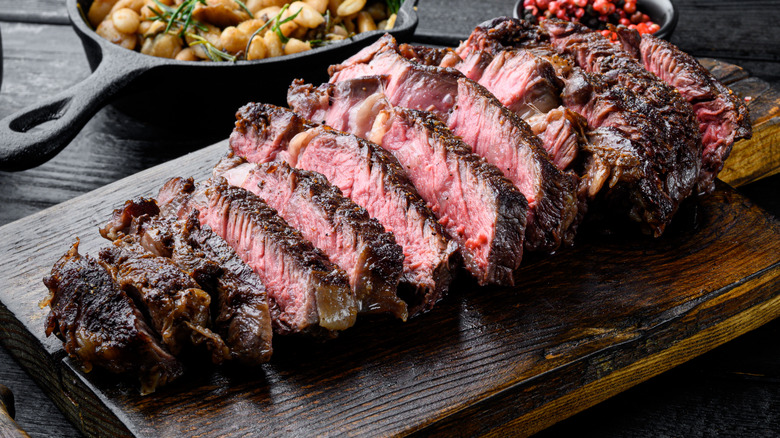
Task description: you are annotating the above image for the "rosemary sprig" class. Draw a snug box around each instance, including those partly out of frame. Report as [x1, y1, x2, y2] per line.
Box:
[186, 33, 237, 62]
[273, 5, 301, 44]
[148, 3, 209, 33]
[243, 3, 301, 59]
[387, 0, 402, 15]
[150, 0, 208, 36]
[234, 0, 254, 19]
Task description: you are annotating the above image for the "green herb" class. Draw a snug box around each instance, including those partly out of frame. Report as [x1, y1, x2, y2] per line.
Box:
[243, 3, 301, 59]
[150, 0, 209, 35]
[186, 33, 237, 62]
[234, 0, 254, 19]
[273, 4, 301, 44]
[387, 0, 402, 15]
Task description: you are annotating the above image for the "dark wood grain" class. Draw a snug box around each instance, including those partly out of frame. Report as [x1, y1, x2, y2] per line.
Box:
[0, 140, 778, 437]
[1, 1, 780, 437]
[0, 384, 31, 438]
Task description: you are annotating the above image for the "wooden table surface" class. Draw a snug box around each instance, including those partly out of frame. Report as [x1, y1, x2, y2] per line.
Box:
[0, 1, 778, 436]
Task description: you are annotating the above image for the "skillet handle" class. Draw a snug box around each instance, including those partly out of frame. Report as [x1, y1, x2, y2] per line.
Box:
[0, 61, 147, 172]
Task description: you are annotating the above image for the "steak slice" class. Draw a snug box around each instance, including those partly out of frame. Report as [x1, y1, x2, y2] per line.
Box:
[99, 237, 230, 364]
[616, 29, 752, 194]
[541, 19, 702, 201]
[157, 176, 357, 335]
[100, 198, 274, 365]
[327, 35, 579, 253]
[43, 241, 183, 395]
[230, 103, 457, 315]
[289, 81, 527, 285]
[526, 106, 588, 171]
[214, 156, 407, 320]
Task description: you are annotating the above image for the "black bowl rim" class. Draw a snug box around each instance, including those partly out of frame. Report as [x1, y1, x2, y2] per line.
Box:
[512, 0, 678, 40]
[68, 0, 419, 68]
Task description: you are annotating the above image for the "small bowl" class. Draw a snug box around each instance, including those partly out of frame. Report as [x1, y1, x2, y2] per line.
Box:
[513, 0, 678, 40]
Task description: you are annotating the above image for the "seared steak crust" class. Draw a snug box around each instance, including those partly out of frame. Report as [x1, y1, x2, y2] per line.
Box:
[542, 19, 701, 202]
[215, 157, 407, 320]
[99, 238, 230, 364]
[43, 241, 183, 395]
[617, 30, 752, 194]
[158, 177, 357, 335]
[231, 102, 457, 316]
[100, 199, 274, 365]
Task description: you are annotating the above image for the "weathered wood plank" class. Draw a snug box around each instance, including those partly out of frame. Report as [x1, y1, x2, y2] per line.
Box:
[718, 76, 780, 186]
[0, 140, 778, 437]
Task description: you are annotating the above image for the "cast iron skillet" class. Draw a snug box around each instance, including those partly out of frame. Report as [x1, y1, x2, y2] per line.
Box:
[0, 0, 418, 172]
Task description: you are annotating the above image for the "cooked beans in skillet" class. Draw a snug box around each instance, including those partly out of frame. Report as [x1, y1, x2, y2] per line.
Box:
[87, 0, 403, 61]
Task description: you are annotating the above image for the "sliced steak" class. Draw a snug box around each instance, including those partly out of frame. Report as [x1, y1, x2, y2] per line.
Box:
[98, 237, 230, 364]
[215, 156, 407, 320]
[230, 103, 457, 315]
[327, 35, 579, 252]
[43, 241, 183, 395]
[617, 29, 752, 194]
[157, 176, 357, 335]
[100, 199, 274, 365]
[455, 17, 692, 235]
[541, 19, 702, 202]
[289, 81, 527, 285]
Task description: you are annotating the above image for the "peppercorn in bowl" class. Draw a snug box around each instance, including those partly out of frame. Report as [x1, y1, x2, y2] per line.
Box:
[514, 0, 677, 40]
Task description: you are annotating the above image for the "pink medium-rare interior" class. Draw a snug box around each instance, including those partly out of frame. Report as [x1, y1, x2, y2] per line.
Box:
[378, 113, 498, 273]
[191, 184, 319, 332]
[220, 162, 363, 291]
[292, 129, 446, 287]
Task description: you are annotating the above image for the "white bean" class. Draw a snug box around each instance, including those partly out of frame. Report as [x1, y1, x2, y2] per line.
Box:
[336, 0, 365, 17]
[112, 8, 140, 34]
[284, 38, 311, 55]
[356, 11, 376, 33]
[289, 2, 325, 29]
[303, 0, 328, 14]
[109, 0, 146, 14]
[264, 31, 283, 57]
[246, 36, 268, 60]
[385, 13, 396, 30]
[237, 18, 268, 36]
[220, 27, 249, 53]
[97, 19, 136, 50]
[175, 47, 199, 61]
[88, 0, 119, 27]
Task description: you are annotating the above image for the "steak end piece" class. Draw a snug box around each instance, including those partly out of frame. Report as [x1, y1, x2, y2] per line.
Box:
[102, 200, 274, 365]
[618, 29, 752, 194]
[99, 239, 230, 364]
[43, 241, 183, 395]
[215, 157, 408, 320]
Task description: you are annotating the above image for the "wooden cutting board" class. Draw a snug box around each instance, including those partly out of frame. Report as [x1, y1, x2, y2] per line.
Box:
[0, 61, 778, 438]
